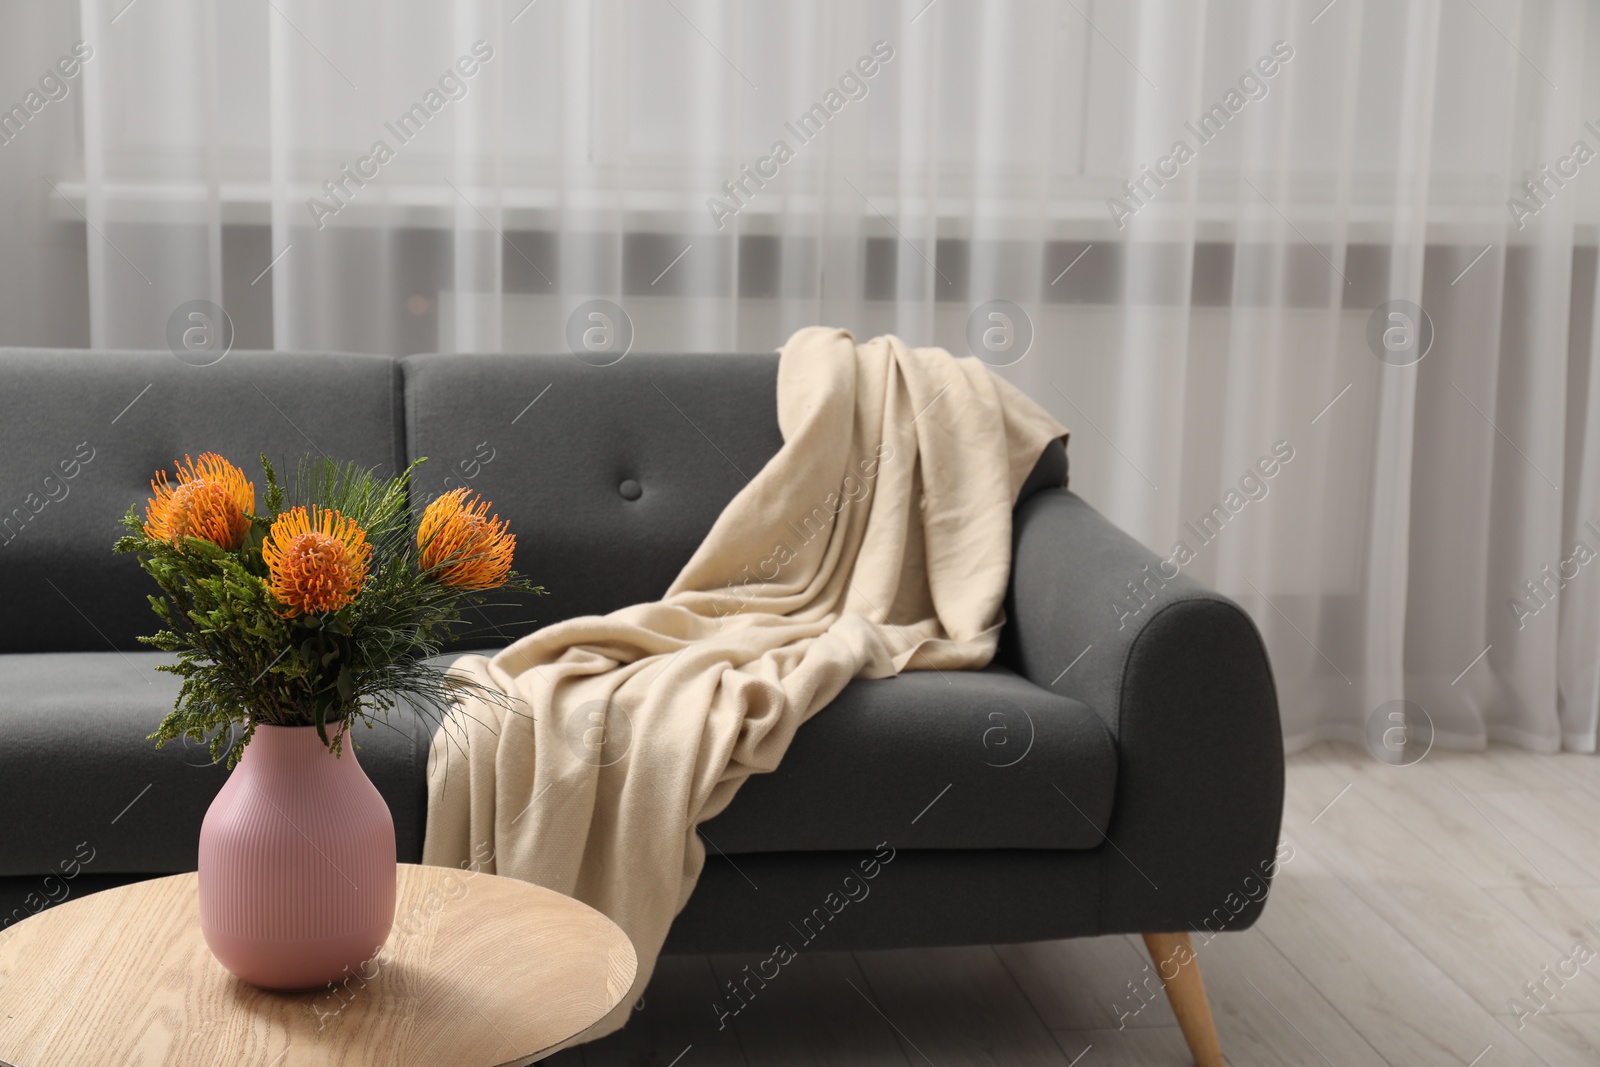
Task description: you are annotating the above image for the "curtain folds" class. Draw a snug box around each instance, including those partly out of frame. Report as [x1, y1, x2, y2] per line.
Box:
[2, 0, 1596, 752]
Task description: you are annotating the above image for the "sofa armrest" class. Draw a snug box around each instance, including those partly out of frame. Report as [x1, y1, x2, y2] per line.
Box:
[1004, 489, 1285, 934]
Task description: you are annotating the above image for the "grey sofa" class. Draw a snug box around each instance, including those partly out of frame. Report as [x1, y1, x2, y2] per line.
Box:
[0, 349, 1283, 1064]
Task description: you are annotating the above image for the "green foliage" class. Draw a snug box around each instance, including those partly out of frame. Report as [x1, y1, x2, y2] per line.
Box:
[114, 453, 544, 766]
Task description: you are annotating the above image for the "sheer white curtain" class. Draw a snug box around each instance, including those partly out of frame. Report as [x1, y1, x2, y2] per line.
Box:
[3, 0, 1597, 752]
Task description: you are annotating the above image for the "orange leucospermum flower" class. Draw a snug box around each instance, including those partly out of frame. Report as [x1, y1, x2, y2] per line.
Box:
[417, 488, 515, 590]
[144, 453, 255, 550]
[262, 506, 371, 617]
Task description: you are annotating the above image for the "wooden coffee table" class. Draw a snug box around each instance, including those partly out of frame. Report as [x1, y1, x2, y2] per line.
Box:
[0, 863, 636, 1066]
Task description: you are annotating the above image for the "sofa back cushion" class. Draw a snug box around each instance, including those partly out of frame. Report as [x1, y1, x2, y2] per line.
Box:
[403, 352, 1066, 647]
[0, 350, 405, 653]
[402, 353, 786, 643]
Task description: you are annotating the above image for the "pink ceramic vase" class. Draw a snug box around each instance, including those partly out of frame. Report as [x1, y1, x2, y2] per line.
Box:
[198, 723, 397, 990]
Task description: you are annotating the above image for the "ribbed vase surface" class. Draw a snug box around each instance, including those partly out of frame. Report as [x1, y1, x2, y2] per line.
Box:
[198, 724, 397, 990]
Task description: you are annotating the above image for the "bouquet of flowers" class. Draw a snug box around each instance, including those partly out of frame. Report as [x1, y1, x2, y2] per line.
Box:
[113, 452, 539, 764]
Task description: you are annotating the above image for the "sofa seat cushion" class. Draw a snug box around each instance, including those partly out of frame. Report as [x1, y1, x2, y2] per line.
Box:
[0, 652, 430, 876]
[700, 664, 1116, 854]
[0, 652, 1115, 878]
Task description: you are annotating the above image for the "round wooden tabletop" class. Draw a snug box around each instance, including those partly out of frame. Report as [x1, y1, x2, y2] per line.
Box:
[0, 862, 637, 1067]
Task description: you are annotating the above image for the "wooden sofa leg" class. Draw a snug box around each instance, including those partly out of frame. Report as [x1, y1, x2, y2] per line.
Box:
[1141, 932, 1225, 1067]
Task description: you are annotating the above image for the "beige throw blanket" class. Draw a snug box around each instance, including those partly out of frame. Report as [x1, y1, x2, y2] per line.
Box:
[422, 326, 1066, 1039]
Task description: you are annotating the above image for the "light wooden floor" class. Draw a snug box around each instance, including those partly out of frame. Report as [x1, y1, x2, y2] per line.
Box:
[549, 743, 1600, 1066]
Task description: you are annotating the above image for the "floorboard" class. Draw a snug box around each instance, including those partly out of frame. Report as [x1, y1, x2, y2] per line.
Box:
[853, 945, 1071, 1065]
[711, 951, 911, 1066]
[1285, 750, 1600, 1016]
[1172, 927, 1390, 1066]
[995, 934, 1171, 1031]
[1252, 840, 1542, 1062]
[1515, 1011, 1600, 1066]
